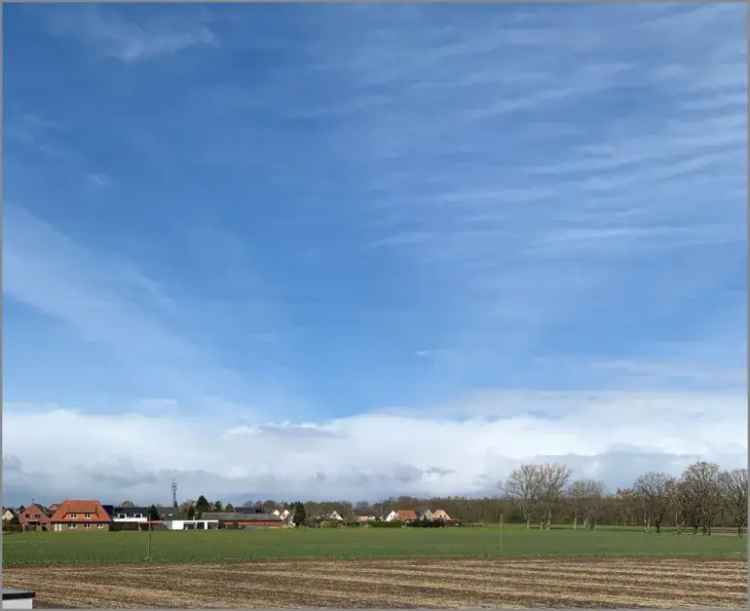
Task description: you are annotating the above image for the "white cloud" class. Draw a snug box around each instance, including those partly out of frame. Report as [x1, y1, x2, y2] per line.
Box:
[3, 390, 745, 506]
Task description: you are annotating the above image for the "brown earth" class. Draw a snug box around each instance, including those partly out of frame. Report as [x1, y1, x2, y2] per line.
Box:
[3, 558, 747, 608]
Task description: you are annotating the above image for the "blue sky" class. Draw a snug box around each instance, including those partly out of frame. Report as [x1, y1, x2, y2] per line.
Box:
[3, 3, 747, 505]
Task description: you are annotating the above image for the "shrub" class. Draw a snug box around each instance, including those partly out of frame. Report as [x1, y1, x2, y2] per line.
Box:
[370, 520, 403, 528]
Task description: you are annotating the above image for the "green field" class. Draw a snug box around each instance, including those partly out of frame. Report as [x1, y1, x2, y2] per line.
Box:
[3, 525, 747, 567]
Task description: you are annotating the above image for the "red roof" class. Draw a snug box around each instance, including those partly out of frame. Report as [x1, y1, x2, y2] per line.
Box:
[397, 509, 417, 520]
[50, 500, 112, 523]
[18, 504, 51, 526]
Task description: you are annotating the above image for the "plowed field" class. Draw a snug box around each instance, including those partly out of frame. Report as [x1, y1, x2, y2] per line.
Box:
[4, 558, 746, 608]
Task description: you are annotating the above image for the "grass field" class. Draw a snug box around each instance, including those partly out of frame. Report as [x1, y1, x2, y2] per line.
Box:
[3, 525, 747, 567]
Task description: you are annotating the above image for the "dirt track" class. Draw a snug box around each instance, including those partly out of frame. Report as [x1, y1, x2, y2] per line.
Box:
[4, 558, 747, 608]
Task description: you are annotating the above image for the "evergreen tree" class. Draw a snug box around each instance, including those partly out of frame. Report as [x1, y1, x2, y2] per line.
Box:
[293, 501, 306, 527]
[195, 495, 211, 518]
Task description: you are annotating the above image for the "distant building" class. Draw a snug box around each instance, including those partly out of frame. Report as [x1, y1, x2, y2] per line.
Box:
[2, 508, 18, 524]
[325, 510, 344, 522]
[431, 509, 453, 522]
[202, 512, 285, 528]
[384, 509, 417, 523]
[162, 519, 218, 531]
[18, 504, 51, 531]
[356, 515, 376, 523]
[417, 509, 434, 521]
[49, 500, 112, 532]
[112, 506, 150, 525]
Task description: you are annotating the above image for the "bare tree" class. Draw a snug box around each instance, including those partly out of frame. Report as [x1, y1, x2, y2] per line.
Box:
[633, 472, 674, 534]
[567, 480, 605, 530]
[614, 488, 639, 527]
[719, 468, 748, 536]
[502, 465, 543, 529]
[538, 463, 572, 529]
[665, 477, 684, 534]
[681, 461, 722, 535]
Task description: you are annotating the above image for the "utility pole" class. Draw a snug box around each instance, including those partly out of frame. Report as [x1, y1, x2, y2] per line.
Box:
[498, 512, 504, 554]
[145, 509, 152, 562]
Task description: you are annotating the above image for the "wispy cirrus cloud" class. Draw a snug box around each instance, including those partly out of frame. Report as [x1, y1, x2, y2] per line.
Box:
[86, 172, 112, 188]
[44, 5, 218, 63]
[4, 205, 299, 415]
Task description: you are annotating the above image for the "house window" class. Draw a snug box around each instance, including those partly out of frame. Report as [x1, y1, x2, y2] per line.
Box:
[69, 523, 76, 529]
[84, 513, 92, 518]
[97, 524, 104, 529]
[84, 523, 91, 529]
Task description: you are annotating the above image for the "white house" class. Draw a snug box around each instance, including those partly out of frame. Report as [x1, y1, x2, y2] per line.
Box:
[384, 510, 399, 522]
[326, 510, 344, 522]
[112, 506, 149, 525]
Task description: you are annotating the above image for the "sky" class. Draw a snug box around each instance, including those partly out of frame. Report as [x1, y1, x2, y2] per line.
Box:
[3, 3, 747, 507]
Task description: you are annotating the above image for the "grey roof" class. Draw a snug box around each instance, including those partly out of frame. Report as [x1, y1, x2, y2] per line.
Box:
[202, 512, 282, 521]
[113, 506, 149, 515]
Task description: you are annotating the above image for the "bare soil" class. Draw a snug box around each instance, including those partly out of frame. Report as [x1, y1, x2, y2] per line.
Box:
[3, 558, 747, 608]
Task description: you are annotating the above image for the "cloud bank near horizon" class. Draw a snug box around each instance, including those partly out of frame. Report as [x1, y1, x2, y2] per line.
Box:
[4, 390, 745, 506]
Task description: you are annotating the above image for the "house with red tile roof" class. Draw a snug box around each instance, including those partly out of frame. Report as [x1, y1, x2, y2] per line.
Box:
[384, 509, 418, 523]
[18, 504, 51, 531]
[49, 500, 112, 532]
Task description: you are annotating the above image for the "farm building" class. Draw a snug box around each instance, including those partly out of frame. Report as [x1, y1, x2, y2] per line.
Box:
[385, 509, 418, 523]
[17, 504, 51, 531]
[49, 500, 112, 532]
[161, 519, 218, 530]
[202, 512, 285, 528]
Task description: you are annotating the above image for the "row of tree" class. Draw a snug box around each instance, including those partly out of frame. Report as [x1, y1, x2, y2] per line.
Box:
[502, 461, 748, 535]
[122, 461, 745, 533]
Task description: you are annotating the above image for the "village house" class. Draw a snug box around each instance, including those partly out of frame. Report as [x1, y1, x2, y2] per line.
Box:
[384, 509, 418, 523]
[18, 504, 51, 531]
[49, 500, 112, 532]
[431, 509, 453, 522]
[2, 507, 18, 525]
[356, 515, 376, 523]
[111, 506, 151, 529]
[417, 509, 434, 522]
[112, 506, 149, 523]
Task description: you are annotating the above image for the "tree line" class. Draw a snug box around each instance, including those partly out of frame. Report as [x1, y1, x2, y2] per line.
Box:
[501, 461, 747, 535]
[156, 460, 747, 534]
